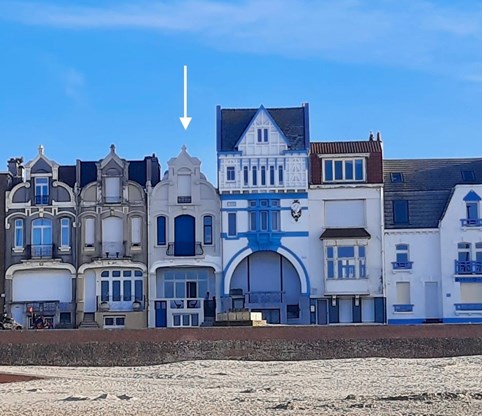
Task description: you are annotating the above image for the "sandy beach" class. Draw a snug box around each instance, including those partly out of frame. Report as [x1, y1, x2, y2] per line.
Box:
[0, 355, 481, 415]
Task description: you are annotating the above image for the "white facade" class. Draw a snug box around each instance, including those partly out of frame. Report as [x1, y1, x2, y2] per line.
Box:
[148, 146, 221, 328]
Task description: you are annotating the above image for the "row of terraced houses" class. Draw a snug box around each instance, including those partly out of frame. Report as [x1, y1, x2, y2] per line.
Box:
[1, 103, 482, 329]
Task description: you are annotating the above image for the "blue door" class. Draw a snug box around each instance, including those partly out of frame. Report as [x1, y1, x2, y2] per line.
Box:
[155, 301, 167, 328]
[175, 215, 195, 256]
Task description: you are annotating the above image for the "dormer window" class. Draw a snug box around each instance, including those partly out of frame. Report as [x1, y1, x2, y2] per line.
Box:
[461, 191, 482, 227]
[35, 177, 49, 205]
[257, 128, 268, 143]
[324, 158, 364, 182]
[104, 177, 121, 204]
[462, 170, 475, 182]
[390, 172, 404, 183]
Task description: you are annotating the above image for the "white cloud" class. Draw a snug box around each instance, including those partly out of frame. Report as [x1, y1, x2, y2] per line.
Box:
[2, 0, 482, 80]
[62, 67, 85, 102]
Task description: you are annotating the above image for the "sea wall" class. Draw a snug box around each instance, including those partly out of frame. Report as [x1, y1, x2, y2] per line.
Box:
[0, 325, 482, 367]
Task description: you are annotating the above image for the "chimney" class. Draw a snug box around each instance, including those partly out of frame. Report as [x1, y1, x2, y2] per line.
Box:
[7, 157, 23, 178]
[376, 131, 382, 142]
[369, 131, 374, 141]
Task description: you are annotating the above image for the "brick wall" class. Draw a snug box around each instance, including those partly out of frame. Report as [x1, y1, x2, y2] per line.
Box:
[1, 325, 482, 366]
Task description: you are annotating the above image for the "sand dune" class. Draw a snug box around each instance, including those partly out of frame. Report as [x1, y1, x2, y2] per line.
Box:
[1, 356, 482, 415]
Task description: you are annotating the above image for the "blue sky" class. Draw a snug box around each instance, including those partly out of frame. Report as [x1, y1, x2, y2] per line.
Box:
[1, 0, 482, 183]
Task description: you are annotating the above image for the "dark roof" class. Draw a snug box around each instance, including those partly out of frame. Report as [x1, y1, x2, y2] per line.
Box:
[217, 105, 309, 152]
[320, 228, 371, 239]
[79, 161, 97, 187]
[58, 166, 76, 188]
[311, 140, 382, 154]
[384, 158, 482, 229]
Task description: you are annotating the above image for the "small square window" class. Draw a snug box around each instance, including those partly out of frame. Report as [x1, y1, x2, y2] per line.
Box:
[462, 170, 475, 182]
[390, 172, 404, 183]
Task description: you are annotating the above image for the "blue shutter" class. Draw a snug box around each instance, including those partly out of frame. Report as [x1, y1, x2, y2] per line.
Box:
[374, 297, 386, 323]
[328, 299, 339, 323]
[352, 298, 362, 323]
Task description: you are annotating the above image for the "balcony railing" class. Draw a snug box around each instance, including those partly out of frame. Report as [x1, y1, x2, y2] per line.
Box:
[177, 196, 192, 204]
[102, 241, 125, 259]
[97, 295, 144, 312]
[28, 244, 54, 259]
[248, 291, 283, 304]
[35, 195, 49, 205]
[166, 242, 204, 257]
[455, 303, 482, 311]
[392, 261, 413, 270]
[393, 304, 414, 312]
[455, 260, 482, 275]
[460, 218, 482, 227]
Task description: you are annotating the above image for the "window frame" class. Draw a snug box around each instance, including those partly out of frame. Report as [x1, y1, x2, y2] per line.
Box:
[226, 166, 236, 182]
[14, 218, 24, 249]
[34, 177, 49, 205]
[323, 158, 365, 182]
[203, 215, 213, 245]
[156, 216, 167, 246]
[60, 217, 70, 248]
[393, 200, 409, 225]
[325, 244, 367, 280]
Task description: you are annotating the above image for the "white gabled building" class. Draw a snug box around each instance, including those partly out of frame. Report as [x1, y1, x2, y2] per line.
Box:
[217, 104, 311, 324]
[384, 158, 482, 324]
[308, 137, 386, 325]
[148, 146, 221, 328]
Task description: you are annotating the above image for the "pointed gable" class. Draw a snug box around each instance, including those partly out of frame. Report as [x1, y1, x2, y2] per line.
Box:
[464, 190, 481, 202]
[217, 104, 309, 152]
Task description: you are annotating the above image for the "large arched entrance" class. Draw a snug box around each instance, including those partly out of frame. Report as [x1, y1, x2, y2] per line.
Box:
[229, 251, 306, 324]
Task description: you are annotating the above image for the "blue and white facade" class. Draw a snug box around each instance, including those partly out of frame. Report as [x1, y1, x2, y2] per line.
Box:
[217, 104, 311, 324]
[384, 159, 482, 324]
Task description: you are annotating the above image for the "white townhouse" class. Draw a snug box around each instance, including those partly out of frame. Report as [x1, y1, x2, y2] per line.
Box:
[308, 136, 386, 325]
[384, 158, 482, 324]
[217, 104, 311, 324]
[148, 146, 221, 328]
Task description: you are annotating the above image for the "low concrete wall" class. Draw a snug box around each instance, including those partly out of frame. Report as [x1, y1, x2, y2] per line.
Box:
[1, 325, 482, 366]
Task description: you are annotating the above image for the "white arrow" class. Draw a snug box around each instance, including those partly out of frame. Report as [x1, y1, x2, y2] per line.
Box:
[179, 65, 192, 130]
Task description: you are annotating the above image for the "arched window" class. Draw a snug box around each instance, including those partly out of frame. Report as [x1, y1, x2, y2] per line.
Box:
[31, 218, 52, 257]
[203, 216, 213, 245]
[156, 216, 166, 246]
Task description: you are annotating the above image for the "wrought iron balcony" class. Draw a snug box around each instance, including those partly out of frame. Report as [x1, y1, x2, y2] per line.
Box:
[35, 195, 49, 205]
[28, 244, 54, 259]
[455, 260, 482, 275]
[97, 295, 144, 312]
[460, 218, 482, 227]
[392, 261, 413, 270]
[166, 242, 204, 256]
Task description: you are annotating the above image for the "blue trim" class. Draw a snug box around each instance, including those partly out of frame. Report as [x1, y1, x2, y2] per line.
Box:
[221, 231, 309, 240]
[234, 105, 290, 149]
[218, 151, 242, 155]
[279, 244, 311, 293]
[463, 190, 481, 202]
[221, 192, 308, 201]
[460, 218, 482, 227]
[393, 304, 414, 312]
[387, 318, 425, 325]
[392, 261, 413, 270]
[443, 317, 482, 323]
[455, 276, 482, 282]
[455, 303, 482, 311]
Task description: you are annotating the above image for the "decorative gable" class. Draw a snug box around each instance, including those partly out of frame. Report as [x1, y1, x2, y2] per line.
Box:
[463, 190, 481, 202]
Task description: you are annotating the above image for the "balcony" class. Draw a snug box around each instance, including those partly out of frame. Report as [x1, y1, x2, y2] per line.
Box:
[101, 241, 125, 259]
[35, 195, 49, 205]
[393, 304, 414, 312]
[460, 218, 482, 227]
[392, 261, 413, 270]
[166, 242, 203, 257]
[27, 244, 54, 259]
[454, 260, 482, 275]
[97, 295, 145, 312]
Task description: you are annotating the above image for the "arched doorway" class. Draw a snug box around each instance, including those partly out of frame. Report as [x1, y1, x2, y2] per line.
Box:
[229, 251, 304, 324]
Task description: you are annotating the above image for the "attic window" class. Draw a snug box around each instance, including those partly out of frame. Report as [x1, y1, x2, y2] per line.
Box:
[461, 170, 475, 182]
[257, 128, 268, 143]
[390, 172, 404, 183]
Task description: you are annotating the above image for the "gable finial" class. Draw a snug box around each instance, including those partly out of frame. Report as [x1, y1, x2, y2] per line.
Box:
[377, 131, 382, 141]
[38, 145, 44, 155]
[110, 144, 116, 153]
[181, 144, 187, 152]
[369, 131, 374, 141]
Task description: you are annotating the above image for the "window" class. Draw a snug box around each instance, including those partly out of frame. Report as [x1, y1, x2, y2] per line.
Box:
[31, 218, 52, 253]
[247, 199, 281, 232]
[278, 166, 284, 185]
[467, 202, 479, 220]
[462, 170, 476, 182]
[393, 244, 412, 269]
[105, 177, 121, 203]
[249, 211, 257, 231]
[477, 243, 482, 263]
[226, 166, 235, 181]
[34, 177, 49, 205]
[228, 213, 236, 236]
[326, 245, 366, 279]
[14, 219, 24, 248]
[257, 128, 268, 143]
[395, 282, 411, 305]
[60, 218, 70, 247]
[324, 159, 364, 182]
[131, 217, 141, 246]
[203, 216, 213, 245]
[393, 200, 409, 224]
[269, 166, 275, 185]
[390, 172, 404, 183]
[260, 211, 268, 231]
[177, 174, 191, 203]
[458, 242, 471, 262]
[243, 166, 249, 186]
[100, 269, 143, 305]
[252, 166, 257, 186]
[261, 166, 266, 185]
[271, 211, 280, 231]
[287, 304, 300, 320]
[104, 316, 125, 328]
[157, 216, 166, 245]
[84, 217, 95, 247]
[162, 269, 208, 300]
